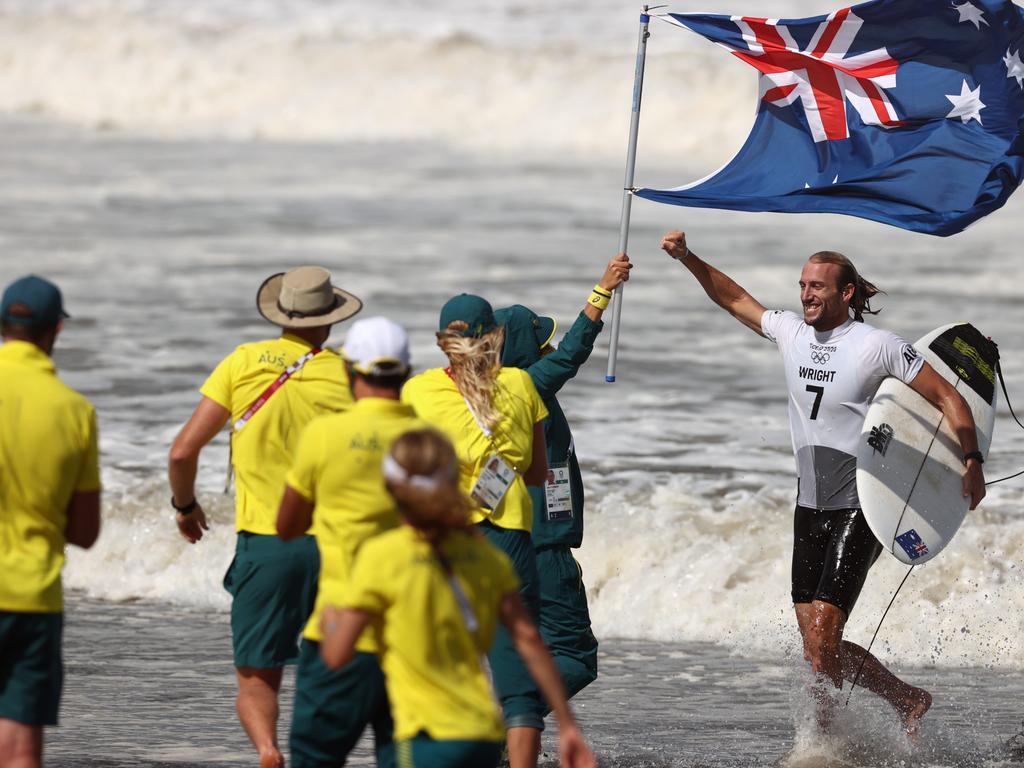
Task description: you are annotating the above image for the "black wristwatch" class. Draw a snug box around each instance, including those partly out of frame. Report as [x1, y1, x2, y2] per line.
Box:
[171, 496, 199, 515]
[963, 451, 984, 466]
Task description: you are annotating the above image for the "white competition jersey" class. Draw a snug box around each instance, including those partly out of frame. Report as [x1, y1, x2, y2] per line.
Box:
[761, 310, 924, 510]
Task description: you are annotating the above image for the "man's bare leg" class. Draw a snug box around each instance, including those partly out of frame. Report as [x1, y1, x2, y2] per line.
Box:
[0, 719, 43, 768]
[236, 667, 285, 768]
[795, 601, 846, 730]
[506, 725, 541, 768]
[840, 640, 932, 736]
[795, 603, 932, 737]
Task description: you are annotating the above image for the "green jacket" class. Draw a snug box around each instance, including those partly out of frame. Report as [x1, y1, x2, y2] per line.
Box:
[497, 307, 603, 549]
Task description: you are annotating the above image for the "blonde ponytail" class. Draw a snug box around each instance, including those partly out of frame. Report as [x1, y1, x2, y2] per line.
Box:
[437, 322, 506, 431]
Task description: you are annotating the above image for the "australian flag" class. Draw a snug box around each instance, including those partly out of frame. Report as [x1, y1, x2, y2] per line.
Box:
[636, 0, 1024, 236]
[895, 528, 931, 559]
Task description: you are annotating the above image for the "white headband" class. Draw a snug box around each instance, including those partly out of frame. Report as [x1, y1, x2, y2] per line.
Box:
[382, 454, 452, 491]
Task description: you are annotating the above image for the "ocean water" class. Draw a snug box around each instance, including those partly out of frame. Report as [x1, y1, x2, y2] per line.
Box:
[2, 0, 1024, 765]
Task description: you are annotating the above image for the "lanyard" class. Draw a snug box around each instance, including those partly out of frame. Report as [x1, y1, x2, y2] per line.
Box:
[431, 540, 479, 632]
[431, 538, 498, 706]
[233, 348, 322, 433]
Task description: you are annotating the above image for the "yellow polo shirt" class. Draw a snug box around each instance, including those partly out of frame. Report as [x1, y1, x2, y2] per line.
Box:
[401, 367, 547, 532]
[200, 333, 351, 535]
[285, 398, 424, 650]
[0, 340, 101, 612]
[344, 526, 520, 742]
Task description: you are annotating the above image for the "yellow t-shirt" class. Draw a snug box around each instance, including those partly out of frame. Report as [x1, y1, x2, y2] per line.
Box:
[401, 367, 547, 532]
[0, 341, 101, 612]
[345, 526, 520, 742]
[200, 333, 352, 534]
[285, 397, 424, 649]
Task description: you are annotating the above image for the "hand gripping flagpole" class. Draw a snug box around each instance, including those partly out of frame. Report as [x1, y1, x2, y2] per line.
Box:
[606, 7, 652, 383]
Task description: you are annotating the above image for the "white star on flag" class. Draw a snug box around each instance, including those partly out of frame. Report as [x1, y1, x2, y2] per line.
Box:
[955, 1, 989, 29]
[946, 80, 986, 123]
[1005, 48, 1024, 88]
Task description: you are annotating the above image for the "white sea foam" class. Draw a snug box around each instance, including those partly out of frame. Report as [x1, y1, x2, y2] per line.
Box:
[578, 474, 1024, 670]
[64, 465, 1024, 670]
[0, 0, 851, 162]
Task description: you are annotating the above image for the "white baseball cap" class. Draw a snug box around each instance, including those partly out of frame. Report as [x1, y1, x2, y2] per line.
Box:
[341, 316, 411, 376]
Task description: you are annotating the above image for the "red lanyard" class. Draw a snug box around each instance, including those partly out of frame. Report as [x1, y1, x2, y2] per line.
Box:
[233, 348, 322, 432]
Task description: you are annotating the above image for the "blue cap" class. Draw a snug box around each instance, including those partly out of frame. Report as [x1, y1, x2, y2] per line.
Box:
[438, 294, 497, 338]
[1, 275, 70, 327]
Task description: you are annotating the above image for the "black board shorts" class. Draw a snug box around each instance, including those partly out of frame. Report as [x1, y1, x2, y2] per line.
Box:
[791, 505, 883, 617]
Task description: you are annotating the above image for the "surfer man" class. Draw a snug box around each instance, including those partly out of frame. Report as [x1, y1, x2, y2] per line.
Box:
[660, 229, 985, 734]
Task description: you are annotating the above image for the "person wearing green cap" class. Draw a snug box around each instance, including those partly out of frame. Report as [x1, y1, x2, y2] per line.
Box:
[401, 294, 549, 768]
[0, 275, 102, 768]
[494, 252, 631, 701]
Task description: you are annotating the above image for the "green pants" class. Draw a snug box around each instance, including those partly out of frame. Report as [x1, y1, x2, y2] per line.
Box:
[476, 521, 545, 730]
[290, 642, 395, 768]
[396, 735, 502, 768]
[536, 546, 598, 699]
[0, 612, 63, 726]
[223, 532, 319, 668]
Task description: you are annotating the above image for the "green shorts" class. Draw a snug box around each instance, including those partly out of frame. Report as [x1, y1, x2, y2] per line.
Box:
[536, 546, 598, 699]
[476, 521, 545, 731]
[223, 532, 319, 669]
[0, 611, 63, 726]
[290, 642, 394, 768]
[396, 734, 502, 768]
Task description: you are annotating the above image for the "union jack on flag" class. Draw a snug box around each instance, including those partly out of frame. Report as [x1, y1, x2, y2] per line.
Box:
[896, 528, 931, 560]
[636, 0, 1024, 235]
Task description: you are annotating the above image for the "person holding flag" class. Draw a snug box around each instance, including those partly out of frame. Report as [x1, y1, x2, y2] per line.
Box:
[494, 251, 632, 701]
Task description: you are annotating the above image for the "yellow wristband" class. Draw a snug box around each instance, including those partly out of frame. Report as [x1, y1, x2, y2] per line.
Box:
[588, 288, 611, 311]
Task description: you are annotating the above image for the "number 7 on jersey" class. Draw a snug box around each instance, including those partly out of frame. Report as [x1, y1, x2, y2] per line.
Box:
[805, 385, 824, 420]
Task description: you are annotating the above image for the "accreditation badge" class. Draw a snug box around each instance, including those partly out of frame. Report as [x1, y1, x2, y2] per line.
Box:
[471, 455, 516, 510]
[544, 462, 573, 521]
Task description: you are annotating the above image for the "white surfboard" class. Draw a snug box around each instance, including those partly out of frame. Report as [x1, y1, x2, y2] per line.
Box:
[857, 323, 998, 565]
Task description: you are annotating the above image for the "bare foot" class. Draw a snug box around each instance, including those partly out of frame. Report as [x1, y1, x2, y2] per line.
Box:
[900, 686, 932, 743]
[258, 747, 284, 768]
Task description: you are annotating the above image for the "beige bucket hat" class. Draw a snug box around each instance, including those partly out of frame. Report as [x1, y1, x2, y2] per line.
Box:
[256, 266, 362, 328]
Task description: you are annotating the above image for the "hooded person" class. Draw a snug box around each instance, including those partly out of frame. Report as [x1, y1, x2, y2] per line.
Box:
[167, 266, 361, 768]
[494, 252, 631, 700]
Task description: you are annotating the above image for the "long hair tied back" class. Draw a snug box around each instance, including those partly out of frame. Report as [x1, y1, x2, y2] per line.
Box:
[436, 321, 506, 430]
[383, 429, 470, 539]
[810, 251, 884, 322]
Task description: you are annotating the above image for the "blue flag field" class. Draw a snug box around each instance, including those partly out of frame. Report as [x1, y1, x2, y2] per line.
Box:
[636, 0, 1024, 236]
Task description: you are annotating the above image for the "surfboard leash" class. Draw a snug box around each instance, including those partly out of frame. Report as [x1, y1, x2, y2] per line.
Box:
[986, 361, 1024, 486]
[844, 564, 916, 707]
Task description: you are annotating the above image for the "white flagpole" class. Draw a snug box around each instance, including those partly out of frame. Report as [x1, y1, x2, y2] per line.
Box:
[606, 6, 652, 383]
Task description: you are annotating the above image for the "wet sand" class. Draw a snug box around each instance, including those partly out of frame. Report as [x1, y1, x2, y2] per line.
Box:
[47, 595, 1024, 768]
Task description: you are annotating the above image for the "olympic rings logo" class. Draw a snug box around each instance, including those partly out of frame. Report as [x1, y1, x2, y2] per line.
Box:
[811, 351, 830, 365]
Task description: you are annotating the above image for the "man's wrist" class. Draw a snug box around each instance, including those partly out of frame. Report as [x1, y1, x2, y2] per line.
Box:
[673, 251, 691, 264]
[963, 450, 984, 466]
[171, 496, 199, 515]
